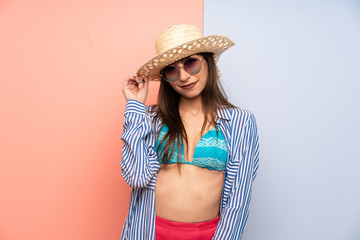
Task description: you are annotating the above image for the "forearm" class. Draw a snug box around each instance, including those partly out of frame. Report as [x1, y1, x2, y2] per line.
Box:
[120, 100, 160, 188]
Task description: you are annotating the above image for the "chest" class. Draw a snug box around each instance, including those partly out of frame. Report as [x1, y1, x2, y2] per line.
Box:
[183, 115, 213, 161]
[156, 124, 228, 172]
[184, 125, 211, 162]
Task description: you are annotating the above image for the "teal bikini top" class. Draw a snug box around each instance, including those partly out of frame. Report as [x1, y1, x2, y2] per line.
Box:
[156, 124, 228, 171]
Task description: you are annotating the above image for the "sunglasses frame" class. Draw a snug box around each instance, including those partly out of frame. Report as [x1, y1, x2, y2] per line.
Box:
[160, 55, 205, 82]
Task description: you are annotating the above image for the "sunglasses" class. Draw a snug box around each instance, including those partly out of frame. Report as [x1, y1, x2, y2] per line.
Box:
[160, 55, 205, 82]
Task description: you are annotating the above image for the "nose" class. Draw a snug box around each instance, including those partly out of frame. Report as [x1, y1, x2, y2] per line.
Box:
[178, 64, 191, 82]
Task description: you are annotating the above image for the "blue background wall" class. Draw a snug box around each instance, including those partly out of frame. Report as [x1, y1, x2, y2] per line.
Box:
[204, 1, 360, 239]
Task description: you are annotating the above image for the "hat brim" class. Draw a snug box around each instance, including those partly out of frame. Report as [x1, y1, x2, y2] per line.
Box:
[136, 35, 235, 81]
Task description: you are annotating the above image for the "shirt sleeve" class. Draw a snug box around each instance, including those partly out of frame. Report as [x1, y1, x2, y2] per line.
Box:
[120, 99, 160, 188]
[212, 112, 260, 239]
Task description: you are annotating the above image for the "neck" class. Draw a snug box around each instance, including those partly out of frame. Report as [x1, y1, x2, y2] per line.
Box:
[179, 95, 203, 116]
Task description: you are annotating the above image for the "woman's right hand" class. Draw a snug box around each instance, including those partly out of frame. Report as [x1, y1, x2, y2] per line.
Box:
[122, 76, 149, 104]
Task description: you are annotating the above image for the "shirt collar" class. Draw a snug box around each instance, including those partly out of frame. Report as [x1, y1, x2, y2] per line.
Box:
[215, 107, 231, 123]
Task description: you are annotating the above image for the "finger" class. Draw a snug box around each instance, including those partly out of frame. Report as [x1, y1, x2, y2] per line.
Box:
[136, 75, 148, 84]
[129, 79, 138, 86]
[124, 79, 136, 88]
[133, 76, 145, 88]
[137, 78, 145, 89]
[142, 76, 149, 87]
[124, 76, 136, 85]
[140, 76, 150, 89]
[123, 77, 139, 91]
[136, 75, 145, 84]
[126, 76, 140, 84]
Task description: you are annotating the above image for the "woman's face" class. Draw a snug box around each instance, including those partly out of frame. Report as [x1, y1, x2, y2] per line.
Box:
[165, 54, 208, 99]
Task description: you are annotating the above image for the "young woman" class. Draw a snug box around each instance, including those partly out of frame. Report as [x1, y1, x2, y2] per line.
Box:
[120, 24, 260, 239]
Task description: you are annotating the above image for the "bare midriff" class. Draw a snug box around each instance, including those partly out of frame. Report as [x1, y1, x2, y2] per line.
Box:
[155, 163, 224, 222]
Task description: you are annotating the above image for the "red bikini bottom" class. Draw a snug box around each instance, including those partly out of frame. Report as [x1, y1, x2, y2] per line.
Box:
[155, 215, 220, 240]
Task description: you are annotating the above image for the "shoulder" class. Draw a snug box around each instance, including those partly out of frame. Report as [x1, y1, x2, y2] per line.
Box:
[219, 106, 258, 144]
[235, 107, 256, 126]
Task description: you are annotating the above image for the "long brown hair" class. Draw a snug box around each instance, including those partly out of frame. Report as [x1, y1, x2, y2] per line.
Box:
[154, 52, 235, 171]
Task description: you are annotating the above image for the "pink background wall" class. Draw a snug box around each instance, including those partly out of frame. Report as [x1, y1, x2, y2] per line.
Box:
[0, 1, 203, 239]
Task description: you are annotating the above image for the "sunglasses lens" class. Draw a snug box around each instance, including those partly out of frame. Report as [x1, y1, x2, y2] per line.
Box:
[163, 65, 179, 82]
[162, 56, 203, 82]
[184, 57, 202, 74]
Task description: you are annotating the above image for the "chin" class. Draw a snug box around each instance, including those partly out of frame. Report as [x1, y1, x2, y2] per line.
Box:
[180, 92, 202, 99]
[175, 86, 203, 99]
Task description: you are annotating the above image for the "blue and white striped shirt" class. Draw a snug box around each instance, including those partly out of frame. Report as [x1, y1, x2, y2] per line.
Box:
[120, 99, 260, 240]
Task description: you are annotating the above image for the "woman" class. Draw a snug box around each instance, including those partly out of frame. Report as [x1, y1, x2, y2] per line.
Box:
[120, 24, 260, 239]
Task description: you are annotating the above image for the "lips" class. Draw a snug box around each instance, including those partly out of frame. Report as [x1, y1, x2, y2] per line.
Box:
[180, 82, 197, 90]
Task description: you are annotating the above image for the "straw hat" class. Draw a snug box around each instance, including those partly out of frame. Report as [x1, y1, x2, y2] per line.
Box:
[136, 24, 235, 81]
